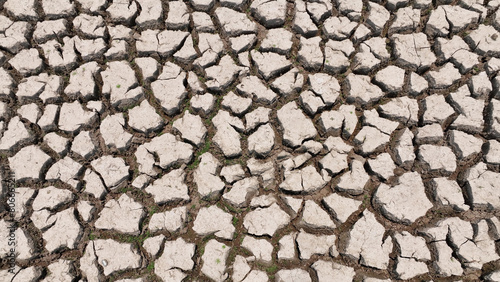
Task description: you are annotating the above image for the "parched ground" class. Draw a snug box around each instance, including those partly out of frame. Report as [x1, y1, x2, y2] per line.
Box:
[1, 0, 500, 281]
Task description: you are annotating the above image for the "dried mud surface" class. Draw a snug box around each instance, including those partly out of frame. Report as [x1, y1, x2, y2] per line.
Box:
[1, 0, 500, 281]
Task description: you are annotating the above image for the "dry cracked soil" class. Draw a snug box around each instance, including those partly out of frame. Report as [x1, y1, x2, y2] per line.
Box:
[1, 0, 500, 281]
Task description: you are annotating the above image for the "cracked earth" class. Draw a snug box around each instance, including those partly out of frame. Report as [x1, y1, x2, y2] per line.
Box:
[1, 0, 500, 281]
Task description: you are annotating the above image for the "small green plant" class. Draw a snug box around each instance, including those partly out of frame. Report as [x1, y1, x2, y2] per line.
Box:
[89, 232, 95, 240]
[263, 185, 273, 191]
[119, 186, 130, 193]
[266, 265, 278, 274]
[149, 206, 158, 216]
[222, 245, 226, 249]
[187, 140, 212, 170]
[232, 216, 239, 226]
[220, 201, 242, 214]
[116, 84, 121, 88]
[147, 262, 154, 271]
[122, 231, 152, 244]
[362, 194, 370, 207]
[216, 258, 221, 264]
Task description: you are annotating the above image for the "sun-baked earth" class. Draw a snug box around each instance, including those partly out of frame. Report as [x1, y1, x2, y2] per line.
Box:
[1, 0, 500, 281]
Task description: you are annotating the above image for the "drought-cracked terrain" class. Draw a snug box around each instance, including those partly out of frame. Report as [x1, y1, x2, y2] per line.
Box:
[1, 0, 500, 281]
